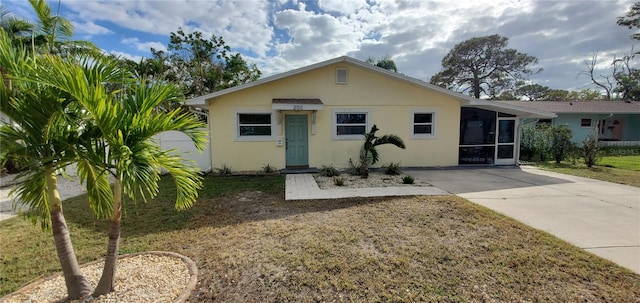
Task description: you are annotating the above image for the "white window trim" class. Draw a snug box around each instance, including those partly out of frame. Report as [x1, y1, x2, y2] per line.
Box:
[580, 118, 592, 128]
[332, 109, 371, 140]
[411, 110, 437, 140]
[235, 110, 276, 141]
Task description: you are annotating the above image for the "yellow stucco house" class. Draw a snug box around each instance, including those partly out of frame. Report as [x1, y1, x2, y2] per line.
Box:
[187, 56, 554, 171]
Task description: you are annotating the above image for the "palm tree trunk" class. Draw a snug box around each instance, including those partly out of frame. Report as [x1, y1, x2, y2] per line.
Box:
[360, 152, 369, 178]
[93, 177, 122, 296]
[47, 173, 92, 299]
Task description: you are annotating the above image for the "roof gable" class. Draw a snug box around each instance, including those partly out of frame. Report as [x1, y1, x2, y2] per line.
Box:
[187, 56, 555, 118]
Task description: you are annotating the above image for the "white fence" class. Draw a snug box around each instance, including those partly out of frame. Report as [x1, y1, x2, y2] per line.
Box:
[155, 129, 211, 173]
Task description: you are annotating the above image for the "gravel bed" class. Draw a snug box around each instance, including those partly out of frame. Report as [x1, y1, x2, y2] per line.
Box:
[314, 171, 430, 190]
[2, 252, 196, 303]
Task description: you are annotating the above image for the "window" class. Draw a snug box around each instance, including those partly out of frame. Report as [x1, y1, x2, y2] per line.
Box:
[336, 67, 348, 84]
[413, 113, 434, 136]
[333, 110, 369, 139]
[581, 118, 592, 128]
[237, 113, 272, 140]
[537, 119, 552, 125]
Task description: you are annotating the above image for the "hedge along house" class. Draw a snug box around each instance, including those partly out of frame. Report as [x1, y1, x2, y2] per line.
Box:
[186, 56, 555, 171]
[498, 101, 640, 145]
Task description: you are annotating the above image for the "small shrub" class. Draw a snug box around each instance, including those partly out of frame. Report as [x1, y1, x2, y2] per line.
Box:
[333, 177, 345, 186]
[262, 164, 276, 174]
[216, 164, 232, 176]
[551, 124, 573, 164]
[402, 175, 415, 184]
[382, 162, 402, 175]
[582, 128, 600, 168]
[346, 158, 361, 176]
[566, 142, 581, 165]
[319, 165, 340, 177]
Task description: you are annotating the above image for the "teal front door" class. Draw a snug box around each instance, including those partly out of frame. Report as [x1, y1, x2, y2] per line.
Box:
[285, 115, 309, 168]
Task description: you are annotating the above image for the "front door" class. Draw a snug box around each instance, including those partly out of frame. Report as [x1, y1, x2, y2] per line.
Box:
[285, 115, 309, 168]
[495, 118, 517, 165]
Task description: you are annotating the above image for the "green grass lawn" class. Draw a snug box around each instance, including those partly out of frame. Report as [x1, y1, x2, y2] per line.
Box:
[1, 175, 639, 302]
[533, 155, 640, 187]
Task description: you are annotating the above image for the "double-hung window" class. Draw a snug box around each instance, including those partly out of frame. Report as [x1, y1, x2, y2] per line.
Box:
[237, 113, 273, 141]
[333, 110, 369, 139]
[412, 112, 435, 139]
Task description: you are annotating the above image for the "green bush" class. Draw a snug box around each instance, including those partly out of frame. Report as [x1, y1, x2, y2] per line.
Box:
[582, 128, 600, 168]
[319, 165, 340, 177]
[402, 175, 415, 184]
[382, 162, 402, 175]
[551, 124, 573, 164]
[333, 177, 345, 186]
[520, 125, 537, 161]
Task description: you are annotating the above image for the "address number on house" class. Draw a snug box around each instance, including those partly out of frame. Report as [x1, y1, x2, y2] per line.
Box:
[293, 105, 303, 111]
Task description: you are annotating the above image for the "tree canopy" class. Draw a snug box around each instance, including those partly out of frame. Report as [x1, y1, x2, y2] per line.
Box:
[128, 28, 261, 100]
[366, 56, 398, 72]
[618, 2, 640, 40]
[430, 34, 541, 99]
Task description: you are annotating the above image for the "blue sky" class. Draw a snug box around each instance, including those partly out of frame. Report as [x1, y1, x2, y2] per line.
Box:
[3, 0, 638, 92]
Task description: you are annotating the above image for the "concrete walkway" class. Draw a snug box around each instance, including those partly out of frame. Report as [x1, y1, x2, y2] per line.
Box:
[410, 166, 640, 274]
[285, 174, 448, 200]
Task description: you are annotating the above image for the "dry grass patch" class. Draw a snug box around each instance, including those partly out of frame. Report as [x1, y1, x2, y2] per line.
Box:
[175, 195, 639, 302]
[1, 175, 639, 302]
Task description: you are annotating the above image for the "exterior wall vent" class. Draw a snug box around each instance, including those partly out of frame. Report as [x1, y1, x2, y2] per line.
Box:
[336, 67, 348, 84]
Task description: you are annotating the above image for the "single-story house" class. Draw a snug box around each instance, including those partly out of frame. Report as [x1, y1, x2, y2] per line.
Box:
[186, 56, 554, 171]
[498, 101, 640, 144]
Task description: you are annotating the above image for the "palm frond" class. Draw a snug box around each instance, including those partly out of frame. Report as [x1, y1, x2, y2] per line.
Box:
[369, 147, 380, 165]
[373, 134, 406, 149]
[154, 149, 202, 210]
[76, 158, 113, 219]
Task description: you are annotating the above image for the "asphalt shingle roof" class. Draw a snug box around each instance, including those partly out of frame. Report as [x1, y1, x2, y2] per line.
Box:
[497, 101, 640, 114]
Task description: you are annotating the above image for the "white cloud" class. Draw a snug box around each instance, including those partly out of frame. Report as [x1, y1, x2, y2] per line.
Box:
[20, 0, 633, 92]
[62, 0, 274, 58]
[121, 37, 167, 53]
[108, 50, 142, 62]
[72, 21, 112, 35]
[317, 0, 368, 15]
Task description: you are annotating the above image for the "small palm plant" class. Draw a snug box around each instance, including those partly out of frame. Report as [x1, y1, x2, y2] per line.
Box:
[359, 125, 405, 178]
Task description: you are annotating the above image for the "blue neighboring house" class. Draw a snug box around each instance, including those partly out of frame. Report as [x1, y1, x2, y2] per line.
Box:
[498, 101, 640, 144]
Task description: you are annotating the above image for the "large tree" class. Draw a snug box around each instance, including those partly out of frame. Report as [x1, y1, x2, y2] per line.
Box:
[618, 2, 640, 40]
[430, 34, 541, 99]
[580, 3, 640, 101]
[152, 28, 261, 98]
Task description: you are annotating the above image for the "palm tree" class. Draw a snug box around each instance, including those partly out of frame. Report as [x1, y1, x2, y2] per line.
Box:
[1, 5, 33, 46]
[28, 53, 208, 296]
[0, 30, 112, 299]
[359, 125, 406, 178]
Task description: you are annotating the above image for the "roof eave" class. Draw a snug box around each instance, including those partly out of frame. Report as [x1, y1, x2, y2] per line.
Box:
[468, 99, 556, 118]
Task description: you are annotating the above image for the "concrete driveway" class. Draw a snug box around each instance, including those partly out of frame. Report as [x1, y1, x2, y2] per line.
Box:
[410, 166, 640, 274]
